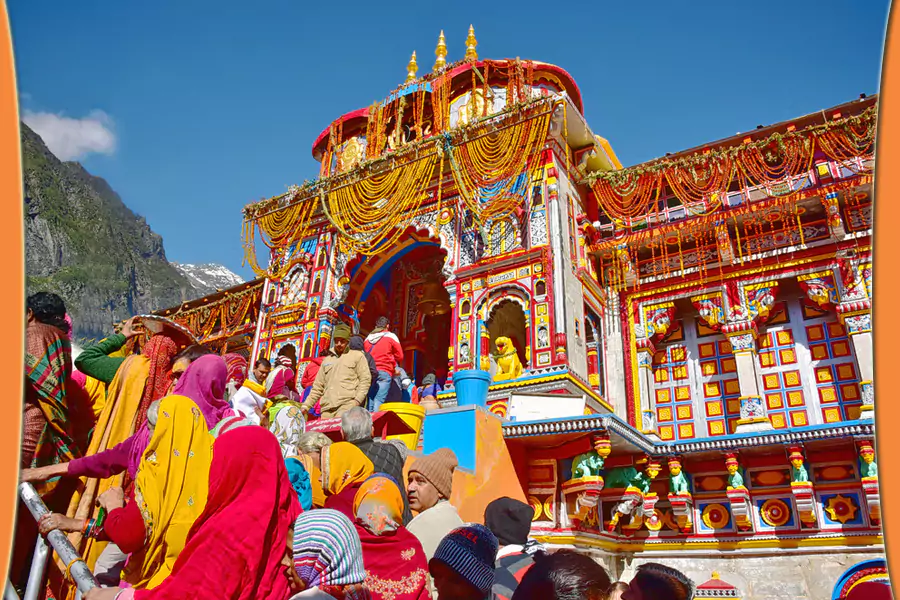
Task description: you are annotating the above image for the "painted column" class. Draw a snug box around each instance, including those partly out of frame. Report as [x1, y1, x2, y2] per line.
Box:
[586, 342, 600, 391]
[546, 164, 567, 352]
[838, 305, 873, 420]
[723, 321, 773, 433]
[603, 290, 627, 418]
[635, 338, 658, 437]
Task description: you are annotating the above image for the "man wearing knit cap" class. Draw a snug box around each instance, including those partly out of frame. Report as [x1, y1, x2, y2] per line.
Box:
[406, 448, 465, 562]
[429, 524, 499, 600]
[484, 497, 545, 600]
[303, 323, 372, 419]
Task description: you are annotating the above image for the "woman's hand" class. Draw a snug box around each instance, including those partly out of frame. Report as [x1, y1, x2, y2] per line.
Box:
[120, 317, 142, 339]
[20, 463, 68, 483]
[85, 587, 125, 600]
[38, 513, 84, 535]
[97, 488, 125, 512]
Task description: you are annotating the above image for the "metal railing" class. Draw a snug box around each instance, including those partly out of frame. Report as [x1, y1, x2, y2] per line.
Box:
[6, 483, 98, 600]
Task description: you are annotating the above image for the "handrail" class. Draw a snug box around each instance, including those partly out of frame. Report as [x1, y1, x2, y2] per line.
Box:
[16, 483, 97, 595]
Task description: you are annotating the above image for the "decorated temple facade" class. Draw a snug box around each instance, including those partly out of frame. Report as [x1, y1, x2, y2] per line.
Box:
[237, 29, 882, 599]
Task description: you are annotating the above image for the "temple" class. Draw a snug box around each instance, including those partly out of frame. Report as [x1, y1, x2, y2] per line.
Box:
[166, 27, 885, 600]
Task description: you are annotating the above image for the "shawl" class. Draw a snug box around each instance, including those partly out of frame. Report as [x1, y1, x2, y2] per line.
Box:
[63, 352, 151, 584]
[134, 335, 178, 435]
[286, 457, 313, 511]
[292, 510, 370, 600]
[223, 352, 248, 386]
[132, 426, 301, 600]
[322, 443, 375, 497]
[24, 322, 84, 495]
[298, 454, 326, 508]
[354, 475, 403, 535]
[125, 395, 214, 589]
[353, 476, 429, 600]
[171, 355, 232, 428]
[270, 402, 307, 457]
[405, 500, 464, 562]
[266, 365, 296, 399]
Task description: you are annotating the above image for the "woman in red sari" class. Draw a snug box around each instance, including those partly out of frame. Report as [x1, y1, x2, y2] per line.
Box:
[353, 474, 430, 600]
[85, 426, 302, 600]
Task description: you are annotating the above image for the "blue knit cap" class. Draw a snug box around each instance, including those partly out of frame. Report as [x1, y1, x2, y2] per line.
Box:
[430, 524, 499, 596]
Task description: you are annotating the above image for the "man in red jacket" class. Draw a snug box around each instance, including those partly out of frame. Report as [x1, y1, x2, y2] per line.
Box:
[364, 316, 404, 412]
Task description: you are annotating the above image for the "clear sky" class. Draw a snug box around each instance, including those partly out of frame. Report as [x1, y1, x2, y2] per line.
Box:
[9, 1, 890, 280]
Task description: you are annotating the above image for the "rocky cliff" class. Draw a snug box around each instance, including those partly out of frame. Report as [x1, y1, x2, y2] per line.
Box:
[23, 122, 195, 343]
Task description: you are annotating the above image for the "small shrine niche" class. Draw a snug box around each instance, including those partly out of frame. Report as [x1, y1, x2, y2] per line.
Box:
[486, 298, 528, 368]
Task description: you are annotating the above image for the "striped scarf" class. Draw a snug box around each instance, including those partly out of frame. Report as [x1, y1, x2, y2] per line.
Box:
[293, 509, 368, 597]
[24, 322, 81, 496]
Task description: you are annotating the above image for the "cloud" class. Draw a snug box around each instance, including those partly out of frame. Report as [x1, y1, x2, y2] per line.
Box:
[22, 109, 117, 161]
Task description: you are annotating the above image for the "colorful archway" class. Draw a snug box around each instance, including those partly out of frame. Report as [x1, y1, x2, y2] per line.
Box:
[832, 558, 891, 599]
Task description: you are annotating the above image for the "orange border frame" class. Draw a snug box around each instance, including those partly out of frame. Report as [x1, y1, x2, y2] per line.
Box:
[0, 0, 24, 583]
[0, 0, 897, 594]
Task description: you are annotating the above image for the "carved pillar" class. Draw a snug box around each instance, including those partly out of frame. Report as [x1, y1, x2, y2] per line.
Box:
[586, 342, 600, 391]
[788, 446, 817, 529]
[822, 191, 847, 239]
[723, 321, 772, 433]
[858, 440, 881, 526]
[603, 291, 627, 416]
[635, 338, 658, 436]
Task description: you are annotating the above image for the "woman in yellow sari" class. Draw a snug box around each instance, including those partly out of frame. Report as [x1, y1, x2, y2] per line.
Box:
[124, 393, 214, 589]
[321, 442, 374, 520]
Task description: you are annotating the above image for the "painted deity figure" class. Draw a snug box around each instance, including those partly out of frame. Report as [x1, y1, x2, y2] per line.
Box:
[571, 451, 604, 479]
[859, 445, 878, 479]
[668, 459, 690, 495]
[790, 453, 809, 483]
[493, 336, 523, 381]
[725, 455, 745, 490]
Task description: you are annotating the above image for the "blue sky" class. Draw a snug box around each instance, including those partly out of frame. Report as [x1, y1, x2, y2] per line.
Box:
[9, 1, 890, 280]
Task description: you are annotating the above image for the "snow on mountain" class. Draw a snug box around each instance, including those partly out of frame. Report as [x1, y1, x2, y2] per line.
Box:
[173, 263, 245, 298]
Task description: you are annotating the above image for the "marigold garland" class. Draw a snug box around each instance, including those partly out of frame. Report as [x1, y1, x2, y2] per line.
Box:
[588, 106, 877, 225]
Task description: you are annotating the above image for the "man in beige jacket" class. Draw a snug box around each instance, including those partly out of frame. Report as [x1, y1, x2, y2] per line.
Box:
[303, 323, 372, 419]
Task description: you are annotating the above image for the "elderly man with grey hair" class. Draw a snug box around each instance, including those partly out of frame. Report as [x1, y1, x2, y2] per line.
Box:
[341, 406, 412, 524]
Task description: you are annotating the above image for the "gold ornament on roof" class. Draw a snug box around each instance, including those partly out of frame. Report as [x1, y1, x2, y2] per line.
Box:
[406, 51, 418, 83]
[465, 24, 478, 61]
[434, 30, 447, 72]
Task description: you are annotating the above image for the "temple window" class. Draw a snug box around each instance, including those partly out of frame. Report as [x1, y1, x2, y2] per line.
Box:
[535, 279, 547, 297]
[302, 338, 313, 359]
[282, 269, 308, 307]
[312, 275, 322, 294]
[755, 298, 811, 429]
[308, 302, 318, 321]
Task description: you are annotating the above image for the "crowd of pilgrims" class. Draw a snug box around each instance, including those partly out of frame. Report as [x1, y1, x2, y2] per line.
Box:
[19, 292, 696, 600]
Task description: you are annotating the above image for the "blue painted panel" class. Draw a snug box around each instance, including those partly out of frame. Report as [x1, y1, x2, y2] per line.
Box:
[422, 407, 477, 472]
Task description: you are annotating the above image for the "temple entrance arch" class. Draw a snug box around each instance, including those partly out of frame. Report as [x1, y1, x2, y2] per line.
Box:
[335, 227, 452, 386]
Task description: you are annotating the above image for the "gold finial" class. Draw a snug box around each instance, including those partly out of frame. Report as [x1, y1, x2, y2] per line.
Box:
[465, 24, 478, 61]
[406, 51, 418, 83]
[711, 571, 720, 580]
[434, 30, 447, 72]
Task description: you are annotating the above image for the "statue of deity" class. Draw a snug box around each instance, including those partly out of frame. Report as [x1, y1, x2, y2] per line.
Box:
[789, 450, 809, 483]
[859, 443, 878, 479]
[668, 458, 690, 495]
[725, 454, 745, 490]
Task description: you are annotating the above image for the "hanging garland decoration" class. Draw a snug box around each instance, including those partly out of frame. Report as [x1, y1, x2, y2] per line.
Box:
[242, 95, 557, 276]
[445, 102, 553, 225]
[162, 282, 264, 342]
[322, 149, 440, 256]
[592, 174, 871, 288]
[242, 185, 319, 279]
[587, 106, 877, 225]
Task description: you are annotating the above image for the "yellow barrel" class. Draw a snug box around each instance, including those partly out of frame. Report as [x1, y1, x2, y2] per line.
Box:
[380, 402, 427, 451]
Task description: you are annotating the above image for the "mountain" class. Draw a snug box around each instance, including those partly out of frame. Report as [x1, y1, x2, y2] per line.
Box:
[23, 122, 196, 343]
[173, 263, 245, 297]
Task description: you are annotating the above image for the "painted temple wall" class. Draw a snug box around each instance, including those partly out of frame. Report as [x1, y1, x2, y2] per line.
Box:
[571, 548, 885, 600]
[551, 157, 590, 383]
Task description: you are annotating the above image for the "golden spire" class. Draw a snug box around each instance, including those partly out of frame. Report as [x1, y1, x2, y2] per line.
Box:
[406, 51, 418, 83]
[465, 24, 478, 61]
[433, 30, 447, 72]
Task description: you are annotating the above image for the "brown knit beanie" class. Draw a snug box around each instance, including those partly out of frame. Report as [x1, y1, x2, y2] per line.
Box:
[410, 448, 458, 499]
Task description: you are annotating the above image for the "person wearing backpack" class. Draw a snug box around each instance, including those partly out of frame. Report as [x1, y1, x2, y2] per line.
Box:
[364, 316, 404, 412]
